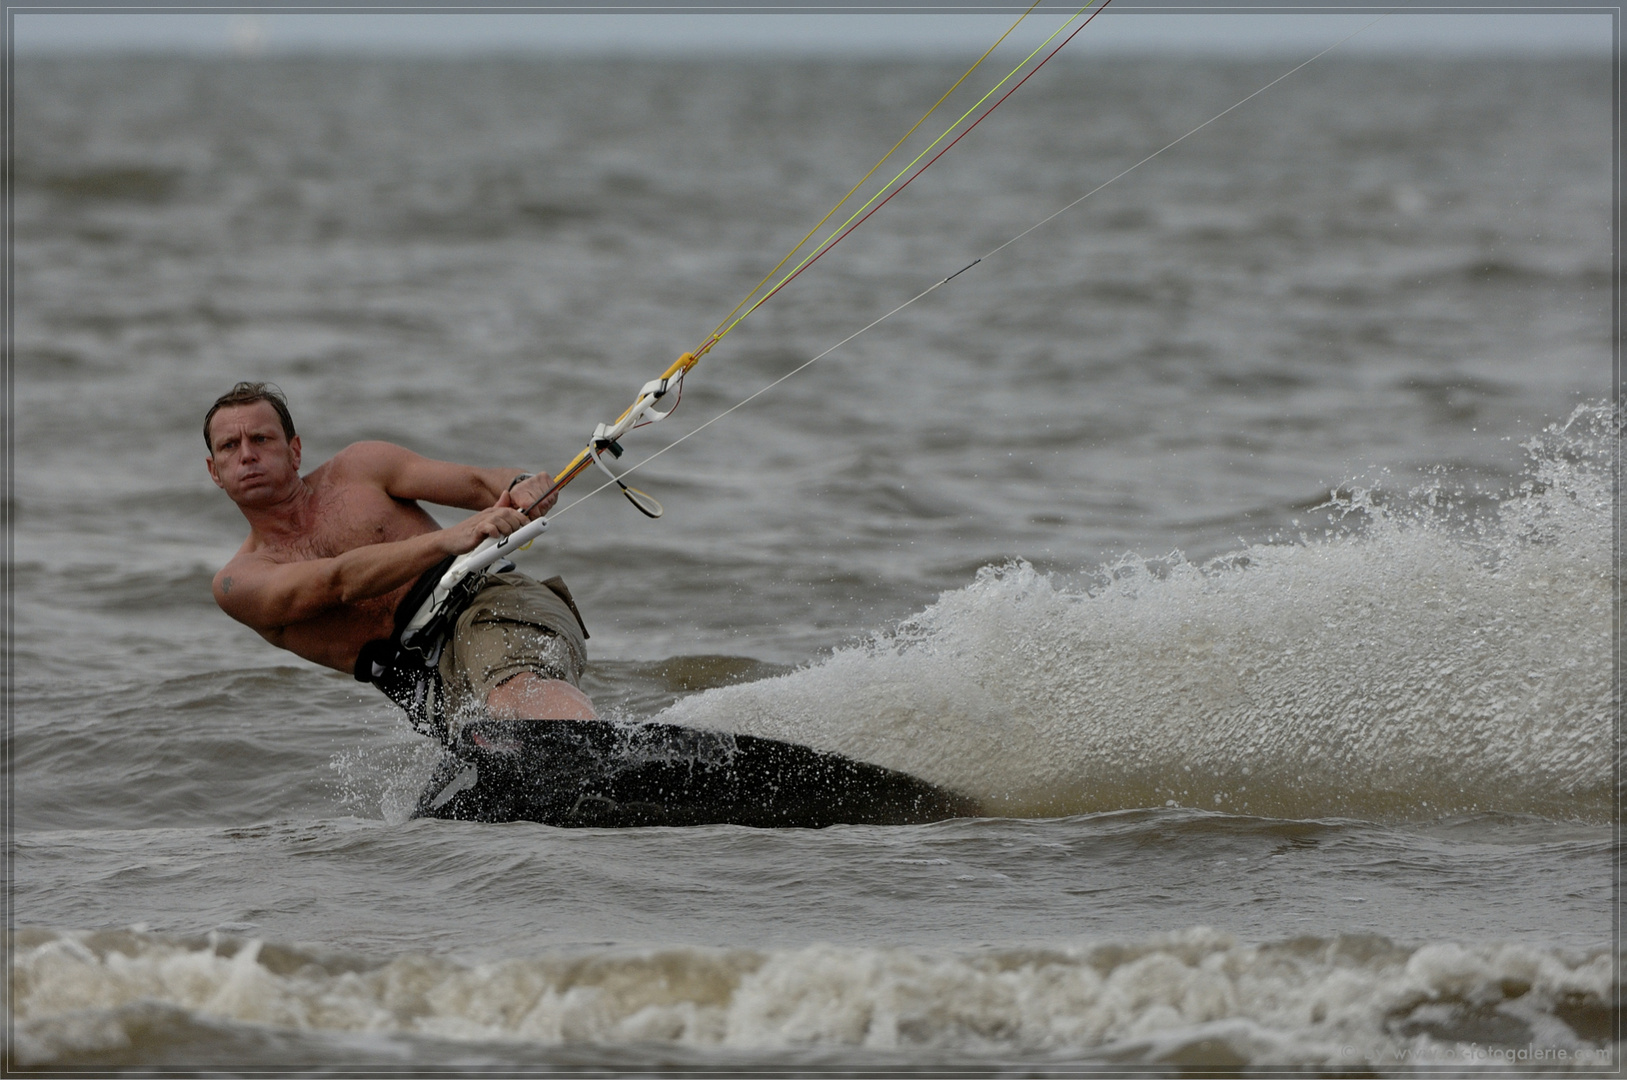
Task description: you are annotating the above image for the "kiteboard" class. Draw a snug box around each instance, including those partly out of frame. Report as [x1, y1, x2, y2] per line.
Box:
[411, 718, 980, 828]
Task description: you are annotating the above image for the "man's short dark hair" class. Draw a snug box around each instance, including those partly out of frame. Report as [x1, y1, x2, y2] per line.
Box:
[204, 382, 296, 452]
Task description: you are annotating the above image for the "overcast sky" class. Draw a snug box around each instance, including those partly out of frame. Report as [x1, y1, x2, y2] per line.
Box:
[11, 7, 1616, 58]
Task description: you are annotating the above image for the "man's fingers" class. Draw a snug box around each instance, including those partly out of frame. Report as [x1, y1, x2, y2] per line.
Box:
[527, 475, 558, 514]
[497, 475, 556, 517]
[474, 507, 527, 539]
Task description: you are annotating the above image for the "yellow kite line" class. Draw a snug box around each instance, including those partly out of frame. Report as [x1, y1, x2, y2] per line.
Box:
[702, 0, 1048, 353]
[539, 4, 1393, 528]
[700, 0, 1104, 359]
[534, 1, 1105, 505]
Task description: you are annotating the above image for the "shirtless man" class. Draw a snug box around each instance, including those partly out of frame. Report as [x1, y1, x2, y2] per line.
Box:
[205, 381, 595, 729]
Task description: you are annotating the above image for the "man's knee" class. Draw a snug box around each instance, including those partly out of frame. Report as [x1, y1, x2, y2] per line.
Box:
[485, 673, 597, 720]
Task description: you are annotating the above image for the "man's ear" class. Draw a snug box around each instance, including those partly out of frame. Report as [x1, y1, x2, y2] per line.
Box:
[206, 454, 224, 489]
[289, 434, 302, 471]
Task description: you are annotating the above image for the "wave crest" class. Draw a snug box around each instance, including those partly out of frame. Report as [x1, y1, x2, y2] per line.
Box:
[12, 927, 1614, 1068]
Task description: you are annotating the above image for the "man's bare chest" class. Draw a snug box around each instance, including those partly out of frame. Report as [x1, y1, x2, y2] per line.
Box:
[263, 484, 437, 564]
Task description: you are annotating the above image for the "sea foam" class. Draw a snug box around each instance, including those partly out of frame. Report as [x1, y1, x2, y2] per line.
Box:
[12, 926, 1614, 1068]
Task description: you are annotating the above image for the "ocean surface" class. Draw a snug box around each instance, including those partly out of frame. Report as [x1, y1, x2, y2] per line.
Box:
[8, 47, 1618, 1075]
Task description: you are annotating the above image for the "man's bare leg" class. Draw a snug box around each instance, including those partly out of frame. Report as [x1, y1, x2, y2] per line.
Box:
[485, 673, 598, 720]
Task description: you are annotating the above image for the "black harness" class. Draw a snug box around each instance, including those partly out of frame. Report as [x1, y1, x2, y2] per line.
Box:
[352, 554, 512, 744]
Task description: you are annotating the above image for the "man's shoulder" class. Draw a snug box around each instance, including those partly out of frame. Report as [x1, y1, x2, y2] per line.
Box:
[325, 439, 414, 467]
[311, 441, 415, 484]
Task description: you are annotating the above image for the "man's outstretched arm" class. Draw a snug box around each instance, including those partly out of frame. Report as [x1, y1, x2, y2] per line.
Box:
[214, 504, 531, 633]
[339, 441, 556, 516]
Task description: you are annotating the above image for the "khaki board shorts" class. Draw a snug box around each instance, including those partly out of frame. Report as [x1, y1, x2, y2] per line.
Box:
[436, 572, 589, 719]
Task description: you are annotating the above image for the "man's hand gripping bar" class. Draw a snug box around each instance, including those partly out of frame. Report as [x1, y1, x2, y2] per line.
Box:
[398, 516, 551, 645]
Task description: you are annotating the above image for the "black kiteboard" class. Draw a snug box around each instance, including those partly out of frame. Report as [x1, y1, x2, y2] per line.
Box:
[410, 718, 981, 828]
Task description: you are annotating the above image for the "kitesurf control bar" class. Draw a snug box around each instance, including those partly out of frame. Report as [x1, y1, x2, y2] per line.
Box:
[397, 515, 549, 644]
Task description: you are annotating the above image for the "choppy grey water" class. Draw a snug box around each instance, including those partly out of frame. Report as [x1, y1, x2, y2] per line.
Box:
[8, 51, 1618, 1074]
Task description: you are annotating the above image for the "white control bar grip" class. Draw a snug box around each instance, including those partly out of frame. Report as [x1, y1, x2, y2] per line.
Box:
[437, 517, 549, 590]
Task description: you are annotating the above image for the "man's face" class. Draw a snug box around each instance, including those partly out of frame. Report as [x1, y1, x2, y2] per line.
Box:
[205, 401, 302, 506]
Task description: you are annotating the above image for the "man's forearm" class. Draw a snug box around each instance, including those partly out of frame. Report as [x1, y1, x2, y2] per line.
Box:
[331, 530, 458, 606]
[224, 505, 531, 632]
[329, 500, 531, 607]
[451, 467, 531, 511]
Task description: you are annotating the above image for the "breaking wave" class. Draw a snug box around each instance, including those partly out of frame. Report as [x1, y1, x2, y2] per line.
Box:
[12, 926, 1614, 1070]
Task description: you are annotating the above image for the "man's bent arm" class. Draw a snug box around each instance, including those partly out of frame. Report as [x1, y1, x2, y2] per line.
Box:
[345, 441, 535, 512]
[214, 506, 529, 632]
